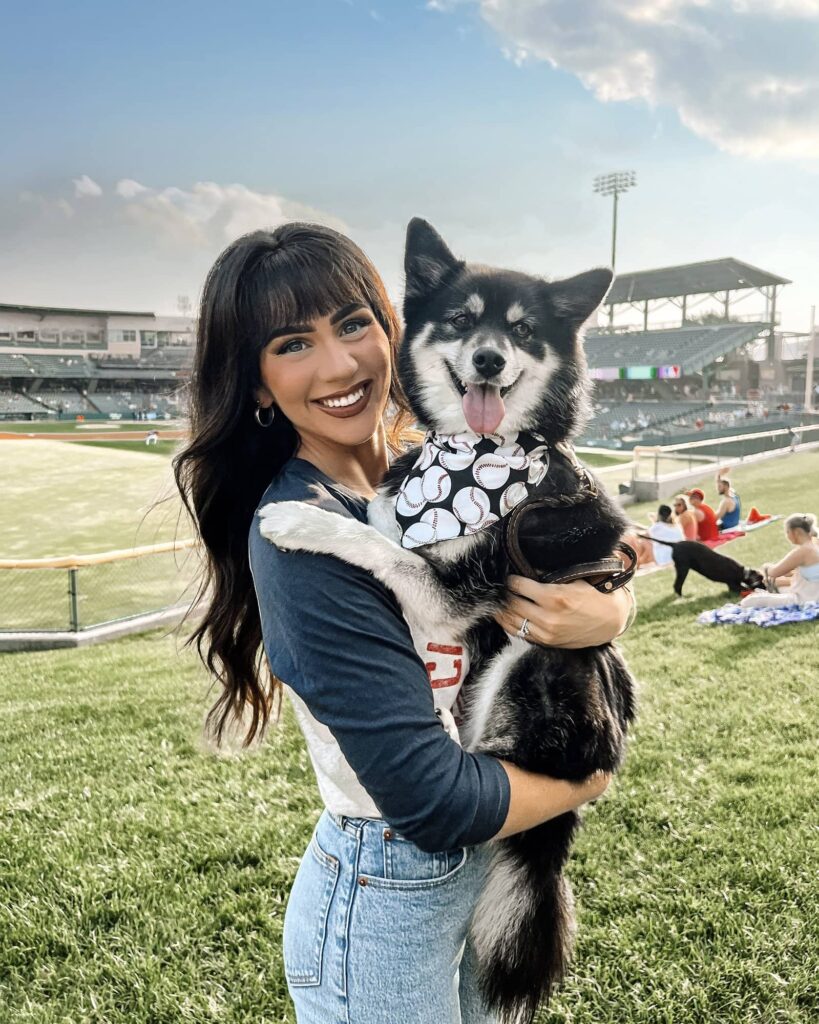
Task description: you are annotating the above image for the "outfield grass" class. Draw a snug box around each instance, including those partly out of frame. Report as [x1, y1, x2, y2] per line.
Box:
[1, 440, 194, 631]
[77, 439, 180, 457]
[0, 420, 182, 434]
[1, 451, 817, 1021]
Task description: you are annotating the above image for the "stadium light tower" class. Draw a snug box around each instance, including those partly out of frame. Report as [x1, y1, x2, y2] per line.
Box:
[593, 170, 637, 273]
[593, 171, 637, 328]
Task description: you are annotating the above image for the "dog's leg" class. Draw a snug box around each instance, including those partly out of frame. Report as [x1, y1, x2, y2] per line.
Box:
[257, 500, 453, 619]
[674, 562, 689, 596]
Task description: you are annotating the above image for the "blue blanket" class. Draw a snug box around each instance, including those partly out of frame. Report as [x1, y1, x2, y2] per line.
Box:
[698, 602, 819, 627]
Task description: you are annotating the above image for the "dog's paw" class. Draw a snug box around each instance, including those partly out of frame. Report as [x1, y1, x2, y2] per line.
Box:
[257, 501, 335, 551]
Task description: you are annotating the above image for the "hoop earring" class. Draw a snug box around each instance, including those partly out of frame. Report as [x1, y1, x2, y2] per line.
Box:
[254, 402, 276, 427]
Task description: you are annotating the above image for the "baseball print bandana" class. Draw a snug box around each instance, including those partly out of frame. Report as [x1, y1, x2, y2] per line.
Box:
[395, 429, 550, 549]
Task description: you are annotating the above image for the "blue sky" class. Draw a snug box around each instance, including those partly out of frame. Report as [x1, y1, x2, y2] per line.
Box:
[2, 0, 818, 330]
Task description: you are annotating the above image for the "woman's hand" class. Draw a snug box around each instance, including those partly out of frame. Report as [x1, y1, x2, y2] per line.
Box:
[493, 575, 635, 649]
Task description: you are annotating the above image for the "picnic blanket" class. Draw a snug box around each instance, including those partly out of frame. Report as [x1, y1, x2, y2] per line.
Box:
[698, 602, 819, 627]
[704, 530, 745, 548]
[741, 514, 783, 532]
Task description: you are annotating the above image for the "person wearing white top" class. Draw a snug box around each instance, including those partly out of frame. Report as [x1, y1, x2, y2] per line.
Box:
[648, 505, 684, 565]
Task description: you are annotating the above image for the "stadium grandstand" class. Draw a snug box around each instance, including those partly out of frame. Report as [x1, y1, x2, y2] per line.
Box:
[0, 303, 192, 420]
[1, 259, 817, 443]
[580, 257, 819, 446]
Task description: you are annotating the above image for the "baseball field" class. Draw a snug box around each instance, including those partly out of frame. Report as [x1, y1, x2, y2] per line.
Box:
[1, 427, 817, 1023]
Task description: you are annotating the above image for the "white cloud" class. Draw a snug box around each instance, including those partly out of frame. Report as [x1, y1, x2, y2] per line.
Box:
[116, 180, 346, 246]
[438, 0, 819, 159]
[115, 178, 149, 198]
[0, 178, 349, 315]
[72, 174, 103, 198]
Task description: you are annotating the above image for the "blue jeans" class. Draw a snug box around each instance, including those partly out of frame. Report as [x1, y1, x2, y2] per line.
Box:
[282, 809, 499, 1023]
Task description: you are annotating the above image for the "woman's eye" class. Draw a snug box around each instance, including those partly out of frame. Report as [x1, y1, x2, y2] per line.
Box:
[341, 317, 371, 335]
[278, 338, 307, 354]
[512, 322, 533, 339]
[450, 313, 471, 330]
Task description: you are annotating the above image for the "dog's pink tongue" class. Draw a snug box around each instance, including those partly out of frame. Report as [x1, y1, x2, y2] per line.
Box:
[463, 383, 505, 434]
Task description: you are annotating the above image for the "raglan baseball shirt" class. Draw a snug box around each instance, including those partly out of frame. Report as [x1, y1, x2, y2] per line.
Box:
[248, 456, 511, 853]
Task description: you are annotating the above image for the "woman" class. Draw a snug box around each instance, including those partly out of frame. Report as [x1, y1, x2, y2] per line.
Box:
[174, 224, 635, 1023]
[740, 512, 819, 608]
[671, 494, 698, 540]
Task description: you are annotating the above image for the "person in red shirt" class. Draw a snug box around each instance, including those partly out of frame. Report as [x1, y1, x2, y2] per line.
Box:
[687, 488, 719, 542]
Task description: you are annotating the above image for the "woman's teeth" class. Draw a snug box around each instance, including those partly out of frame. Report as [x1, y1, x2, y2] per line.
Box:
[317, 384, 367, 408]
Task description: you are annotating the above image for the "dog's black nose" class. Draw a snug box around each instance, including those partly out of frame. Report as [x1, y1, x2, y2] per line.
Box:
[472, 348, 506, 379]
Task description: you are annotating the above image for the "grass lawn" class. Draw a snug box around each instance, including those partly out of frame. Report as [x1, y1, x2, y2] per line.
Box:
[1, 440, 195, 631]
[1, 447, 817, 1022]
[0, 420, 183, 434]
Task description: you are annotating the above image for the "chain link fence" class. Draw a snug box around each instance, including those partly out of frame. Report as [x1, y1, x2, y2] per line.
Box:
[0, 540, 202, 634]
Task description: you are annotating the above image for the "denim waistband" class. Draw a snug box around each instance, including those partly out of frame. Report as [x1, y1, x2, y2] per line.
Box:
[328, 811, 390, 838]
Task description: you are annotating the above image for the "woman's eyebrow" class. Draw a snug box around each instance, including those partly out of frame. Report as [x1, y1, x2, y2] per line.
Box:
[268, 323, 313, 341]
[330, 300, 368, 324]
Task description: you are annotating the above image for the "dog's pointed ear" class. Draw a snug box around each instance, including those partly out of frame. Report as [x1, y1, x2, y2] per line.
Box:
[404, 218, 463, 300]
[548, 268, 614, 328]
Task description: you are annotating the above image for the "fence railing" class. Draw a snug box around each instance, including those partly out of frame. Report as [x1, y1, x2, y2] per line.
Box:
[0, 539, 201, 634]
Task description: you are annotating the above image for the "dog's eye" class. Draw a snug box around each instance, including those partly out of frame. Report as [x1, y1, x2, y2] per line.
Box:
[512, 322, 533, 339]
[449, 313, 472, 330]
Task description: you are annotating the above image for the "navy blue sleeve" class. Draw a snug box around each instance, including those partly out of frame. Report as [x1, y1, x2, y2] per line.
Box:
[248, 512, 510, 853]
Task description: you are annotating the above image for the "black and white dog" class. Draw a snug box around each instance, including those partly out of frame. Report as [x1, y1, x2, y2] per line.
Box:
[646, 536, 765, 597]
[259, 219, 637, 1024]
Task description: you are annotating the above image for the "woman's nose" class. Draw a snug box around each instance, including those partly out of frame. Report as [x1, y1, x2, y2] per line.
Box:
[321, 336, 359, 380]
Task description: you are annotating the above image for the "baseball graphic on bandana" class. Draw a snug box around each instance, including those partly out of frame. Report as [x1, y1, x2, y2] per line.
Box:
[465, 512, 499, 534]
[500, 481, 529, 515]
[420, 506, 461, 541]
[417, 439, 438, 472]
[396, 475, 426, 518]
[452, 486, 491, 525]
[449, 433, 479, 454]
[438, 447, 477, 473]
[421, 465, 452, 503]
[401, 520, 437, 549]
[528, 459, 548, 486]
[473, 452, 511, 491]
[494, 440, 528, 471]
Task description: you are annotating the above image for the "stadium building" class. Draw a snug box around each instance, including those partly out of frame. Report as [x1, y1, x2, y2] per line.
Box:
[581, 258, 819, 447]
[0, 304, 193, 420]
[1, 255, 817, 442]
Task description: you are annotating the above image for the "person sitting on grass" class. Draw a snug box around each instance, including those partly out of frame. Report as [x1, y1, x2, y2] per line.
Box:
[740, 513, 819, 608]
[672, 494, 698, 540]
[715, 475, 741, 531]
[648, 505, 684, 566]
[687, 488, 719, 542]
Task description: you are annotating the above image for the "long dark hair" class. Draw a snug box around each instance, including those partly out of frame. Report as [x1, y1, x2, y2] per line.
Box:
[173, 223, 414, 748]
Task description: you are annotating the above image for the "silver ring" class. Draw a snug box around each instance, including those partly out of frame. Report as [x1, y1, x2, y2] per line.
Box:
[516, 617, 531, 640]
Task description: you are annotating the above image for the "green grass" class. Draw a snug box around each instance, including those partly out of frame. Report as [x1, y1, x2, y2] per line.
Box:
[1, 446, 817, 1022]
[77, 439, 180, 457]
[2, 440, 187, 559]
[0, 420, 182, 434]
[1, 440, 194, 631]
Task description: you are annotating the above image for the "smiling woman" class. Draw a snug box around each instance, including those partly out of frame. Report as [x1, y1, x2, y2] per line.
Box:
[172, 222, 627, 1024]
[255, 298, 393, 492]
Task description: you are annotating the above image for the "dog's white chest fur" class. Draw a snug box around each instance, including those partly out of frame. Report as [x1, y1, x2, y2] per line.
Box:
[368, 492, 470, 731]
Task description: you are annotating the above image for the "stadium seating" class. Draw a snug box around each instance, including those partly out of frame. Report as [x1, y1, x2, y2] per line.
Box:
[582, 401, 711, 440]
[23, 355, 94, 377]
[0, 353, 35, 375]
[0, 390, 50, 414]
[585, 322, 769, 375]
[35, 390, 96, 414]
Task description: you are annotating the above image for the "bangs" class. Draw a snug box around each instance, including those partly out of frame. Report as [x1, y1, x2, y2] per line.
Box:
[237, 234, 389, 352]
